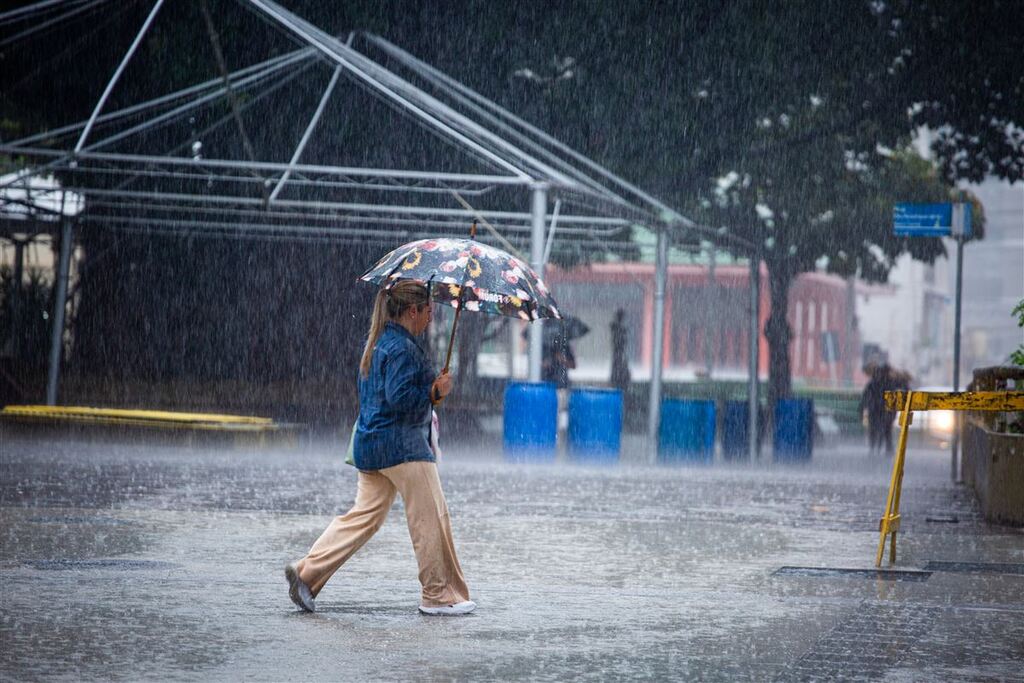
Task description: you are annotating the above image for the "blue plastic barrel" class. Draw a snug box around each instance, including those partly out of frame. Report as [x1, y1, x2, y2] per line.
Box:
[568, 388, 622, 462]
[503, 381, 558, 461]
[722, 400, 749, 460]
[658, 399, 715, 463]
[773, 398, 814, 460]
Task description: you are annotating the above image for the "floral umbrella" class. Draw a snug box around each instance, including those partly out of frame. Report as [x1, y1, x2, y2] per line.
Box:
[359, 227, 562, 383]
[360, 237, 561, 321]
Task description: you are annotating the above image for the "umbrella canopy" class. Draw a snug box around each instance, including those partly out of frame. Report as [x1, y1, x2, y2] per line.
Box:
[546, 315, 589, 343]
[522, 314, 590, 345]
[360, 237, 561, 321]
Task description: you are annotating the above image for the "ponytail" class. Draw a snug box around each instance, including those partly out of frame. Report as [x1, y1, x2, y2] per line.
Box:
[359, 280, 430, 377]
[360, 289, 390, 377]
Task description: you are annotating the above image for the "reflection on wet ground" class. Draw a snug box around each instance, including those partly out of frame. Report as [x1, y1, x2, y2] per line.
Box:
[1, 433, 1021, 681]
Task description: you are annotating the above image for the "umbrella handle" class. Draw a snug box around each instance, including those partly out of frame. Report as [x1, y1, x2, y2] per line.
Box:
[433, 305, 462, 406]
[433, 221, 476, 407]
[442, 305, 462, 374]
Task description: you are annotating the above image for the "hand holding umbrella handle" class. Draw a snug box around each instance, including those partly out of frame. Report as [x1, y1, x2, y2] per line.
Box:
[431, 370, 452, 406]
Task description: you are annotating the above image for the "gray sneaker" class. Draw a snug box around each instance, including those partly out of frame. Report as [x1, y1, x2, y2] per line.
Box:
[418, 600, 476, 616]
[284, 563, 316, 613]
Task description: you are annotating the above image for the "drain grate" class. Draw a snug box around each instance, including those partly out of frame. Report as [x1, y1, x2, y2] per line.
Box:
[778, 603, 939, 682]
[26, 559, 176, 571]
[774, 566, 932, 582]
[923, 561, 1024, 575]
[924, 515, 959, 523]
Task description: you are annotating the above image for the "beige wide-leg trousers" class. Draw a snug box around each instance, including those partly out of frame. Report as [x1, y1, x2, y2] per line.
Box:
[295, 460, 470, 608]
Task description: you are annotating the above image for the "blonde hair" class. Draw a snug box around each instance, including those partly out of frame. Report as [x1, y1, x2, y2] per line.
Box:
[359, 280, 430, 377]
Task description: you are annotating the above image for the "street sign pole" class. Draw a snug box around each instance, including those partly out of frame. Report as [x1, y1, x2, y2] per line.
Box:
[894, 201, 970, 483]
[951, 232, 964, 482]
[949, 201, 969, 482]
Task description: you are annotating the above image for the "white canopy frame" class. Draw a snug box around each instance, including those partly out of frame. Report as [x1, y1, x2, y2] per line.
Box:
[0, 0, 762, 457]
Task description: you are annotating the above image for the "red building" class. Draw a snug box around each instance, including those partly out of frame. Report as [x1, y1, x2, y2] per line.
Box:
[544, 263, 858, 385]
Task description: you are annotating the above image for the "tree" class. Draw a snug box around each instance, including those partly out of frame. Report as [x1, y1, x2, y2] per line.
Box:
[2, 0, 1020, 413]
[1011, 300, 1024, 368]
[689, 150, 977, 403]
[885, 0, 1024, 184]
[493, 0, 1015, 401]
[661, 0, 1014, 402]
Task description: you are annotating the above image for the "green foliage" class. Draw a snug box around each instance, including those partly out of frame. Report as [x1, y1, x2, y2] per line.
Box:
[1011, 299, 1024, 368]
[1, 0, 1018, 399]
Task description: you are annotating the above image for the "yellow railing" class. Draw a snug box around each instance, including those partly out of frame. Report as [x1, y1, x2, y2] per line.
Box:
[0, 405, 280, 432]
[876, 390, 1024, 566]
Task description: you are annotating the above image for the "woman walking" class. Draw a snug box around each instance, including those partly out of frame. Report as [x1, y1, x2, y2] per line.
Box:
[285, 280, 475, 616]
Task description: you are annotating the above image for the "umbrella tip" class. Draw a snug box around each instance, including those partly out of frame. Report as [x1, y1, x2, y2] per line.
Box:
[470, 221, 477, 239]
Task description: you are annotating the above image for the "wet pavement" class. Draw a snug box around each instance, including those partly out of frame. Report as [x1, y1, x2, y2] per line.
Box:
[1, 427, 1022, 681]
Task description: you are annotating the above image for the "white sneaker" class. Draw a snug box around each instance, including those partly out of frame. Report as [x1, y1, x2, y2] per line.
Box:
[418, 600, 476, 616]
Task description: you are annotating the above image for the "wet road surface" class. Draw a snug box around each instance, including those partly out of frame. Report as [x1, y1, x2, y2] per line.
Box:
[2, 430, 1022, 681]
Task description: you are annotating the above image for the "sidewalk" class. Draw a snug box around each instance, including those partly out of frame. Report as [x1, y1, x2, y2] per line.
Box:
[1, 432, 1021, 681]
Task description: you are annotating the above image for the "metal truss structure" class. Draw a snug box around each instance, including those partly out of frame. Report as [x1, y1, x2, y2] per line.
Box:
[0, 0, 762, 454]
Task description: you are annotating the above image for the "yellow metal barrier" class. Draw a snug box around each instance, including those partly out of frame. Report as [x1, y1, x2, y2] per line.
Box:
[876, 390, 1024, 566]
[0, 405, 279, 432]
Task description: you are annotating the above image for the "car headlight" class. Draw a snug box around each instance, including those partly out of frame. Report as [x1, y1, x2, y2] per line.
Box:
[930, 410, 955, 434]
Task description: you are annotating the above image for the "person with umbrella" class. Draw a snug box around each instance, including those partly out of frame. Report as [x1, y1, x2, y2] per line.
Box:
[285, 279, 474, 616]
[522, 315, 588, 388]
[532, 315, 587, 431]
[285, 228, 560, 617]
[858, 360, 911, 456]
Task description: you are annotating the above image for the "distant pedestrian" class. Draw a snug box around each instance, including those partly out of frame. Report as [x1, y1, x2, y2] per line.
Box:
[285, 280, 474, 616]
[860, 363, 887, 454]
[886, 367, 911, 443]
[542, 332, 576, 389]
[542, 329, 576, 431]
[859, 363, 909, 455]
[610, 308, 630, 393]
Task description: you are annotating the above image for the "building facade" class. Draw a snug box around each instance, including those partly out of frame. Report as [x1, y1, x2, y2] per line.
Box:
[537, 262, 858, 387]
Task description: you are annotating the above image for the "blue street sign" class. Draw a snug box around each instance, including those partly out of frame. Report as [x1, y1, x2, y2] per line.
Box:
[894, 203, 952, 236]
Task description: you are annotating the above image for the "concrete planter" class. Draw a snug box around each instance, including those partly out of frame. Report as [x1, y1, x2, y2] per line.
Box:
[963, 419, 1024, 526]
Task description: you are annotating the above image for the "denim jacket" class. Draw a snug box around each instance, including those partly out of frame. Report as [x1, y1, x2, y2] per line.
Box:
[353, 321, 435, 470]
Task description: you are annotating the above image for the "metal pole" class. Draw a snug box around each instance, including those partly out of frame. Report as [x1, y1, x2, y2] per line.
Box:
[541, 198, 562, 265]
[826, 333, 839, 387]
[363, 35, 698, 224]
[843, 275, 856, 386]
[364, 35, 630, 203]
[246, 0, 545, 183]
[269, 64, 343, 202]
[10, 239, 25, 359]
[748, 254, 761, 459]
[705, 245, 716, 377]
[85, 50, 313, 153]
[528, 184, 547, 382]
[951, 233, 964, 482]
[647, 227, 669, 460]
[46, 221, 74, 405]
[8, 48, 312, 148]
[0, 147, 531, 186]
[508, 319, 517, 379]
[0, 0, 77, 22]
[74, 0, 166, 153]
[0, 0, 113, 50]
